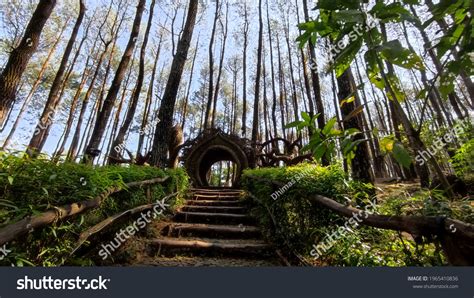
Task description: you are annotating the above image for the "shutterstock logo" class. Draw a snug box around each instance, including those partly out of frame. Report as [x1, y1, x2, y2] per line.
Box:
[16, 276, 110, 291]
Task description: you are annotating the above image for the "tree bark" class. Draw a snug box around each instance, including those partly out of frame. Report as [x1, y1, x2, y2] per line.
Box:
[337, 68, 374, 183]
[203, 0, 220, 130]
[266, 0, 279, 139]
[108, 0, 156, 164]
[1, 20, 67, 150]
[137, 34, 163, 156]
[0, 0, 56, 127]
[252, 0, 264, 145]
[150, 0, 199, 167]
[26, 0, 86, 157]
[211, 2, 229, 128]
[241, 2, 249, 137]
[84, 0, 146, 164]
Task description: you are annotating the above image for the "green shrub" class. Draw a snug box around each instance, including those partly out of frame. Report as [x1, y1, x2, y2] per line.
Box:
[242, 163, 447, 266]
[0, 153, 188, 266]
[450, 138, 474, 178]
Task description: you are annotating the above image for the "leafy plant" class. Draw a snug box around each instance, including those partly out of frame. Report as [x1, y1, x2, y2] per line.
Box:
[379, 135, 413, 169]
[0, 154, 189, 266]
[242, 164, 449, 266]
[286, 112, 364, 165]
[450, 138, 474, 177]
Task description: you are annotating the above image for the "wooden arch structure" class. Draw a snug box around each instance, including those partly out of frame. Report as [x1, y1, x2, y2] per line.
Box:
[182, 129, 255, 187]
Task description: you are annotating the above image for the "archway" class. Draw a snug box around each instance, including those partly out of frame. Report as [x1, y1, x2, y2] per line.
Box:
[182, 129, 254, 188]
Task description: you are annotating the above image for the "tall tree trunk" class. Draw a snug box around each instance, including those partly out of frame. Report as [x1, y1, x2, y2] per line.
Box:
[241, 2, 249, 137]
[0, 0, 56, 126]
[252, 0, 264, 145]
[27, 0, 86, 157]
[203, 0, 219, 130]
[181, 34, 200, 130]
[354, 56, 385, 178]
[262, 45, 270, 141]
[105, 55, 136, 163]
[66, 1, 119, 162]
[108, 0, 156, 164]
[150, 0, 199, 167]
[275, 33, 287, 140]
[138, 34, 163, 156]
[53, 47, 95, 160]
[211, 2, 229, 128]
[338, 68, 374, 183]
[302, 0, 328, 165]
[1, 20, 67, 149]
[283, 13, 299, 123]
[66, 40, 112, 162]
[409, 5, 468, 120]
[84, 0, 146, 164]
[377, 20, 453, 197]
[301, 0, 325, 129]
[265, 0, 278, 138]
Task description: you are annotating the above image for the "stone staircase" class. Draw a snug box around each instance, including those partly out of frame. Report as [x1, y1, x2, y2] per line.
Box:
[141, 188, 281, 266]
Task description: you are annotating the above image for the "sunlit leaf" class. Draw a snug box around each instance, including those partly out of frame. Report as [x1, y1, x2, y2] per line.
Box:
[393, 143, 412, 169]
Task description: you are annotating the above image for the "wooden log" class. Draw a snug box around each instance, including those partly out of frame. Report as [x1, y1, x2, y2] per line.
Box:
[0, 177, 170, 246]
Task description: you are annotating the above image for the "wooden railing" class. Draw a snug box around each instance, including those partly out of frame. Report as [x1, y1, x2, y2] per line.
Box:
[0, 177, 171, 246]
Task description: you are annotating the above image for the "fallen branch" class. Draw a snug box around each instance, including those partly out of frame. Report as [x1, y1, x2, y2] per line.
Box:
[0, 177, 170, 246]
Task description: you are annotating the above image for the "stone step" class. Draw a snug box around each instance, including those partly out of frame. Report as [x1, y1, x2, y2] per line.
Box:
[181, 205, 247, 214]
[146, 238, 272, 257]
[161, 223, 261, 239]
[174, 211, 255, 225]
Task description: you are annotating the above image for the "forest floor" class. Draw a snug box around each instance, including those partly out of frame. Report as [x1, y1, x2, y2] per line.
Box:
[375, 180, 421, 201]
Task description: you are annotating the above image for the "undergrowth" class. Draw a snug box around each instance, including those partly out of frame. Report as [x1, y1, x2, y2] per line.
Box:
[0, 153, 188, 266]
[241, 163, 467, 267]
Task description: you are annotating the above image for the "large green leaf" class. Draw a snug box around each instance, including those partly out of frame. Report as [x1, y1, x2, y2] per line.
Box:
[393, 143, 412, 169]
[301, 112, 311, 122]
[370, 2, 416, 23]
[431, 0, 465, 20]
[332, 37, 363, 77]
[364, 49, 381, 85]
[332, 10, 365, 23]
[435, 23, 466, 59]
[379, 40, 425, 70]
[322, 117, 338, 136]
